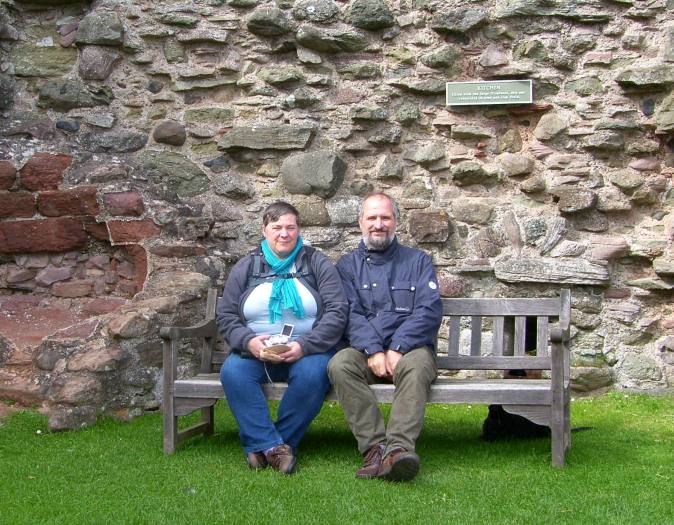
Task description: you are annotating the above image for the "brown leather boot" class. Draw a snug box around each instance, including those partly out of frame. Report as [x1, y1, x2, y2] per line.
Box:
[377, 447, 420, 482]
[246, 451, 268, 470]
[356, 442, 385, 479]
[265, 444, 296, 474]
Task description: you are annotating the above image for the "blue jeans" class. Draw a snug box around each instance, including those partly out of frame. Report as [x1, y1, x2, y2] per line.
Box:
[219, 351, 334, 454]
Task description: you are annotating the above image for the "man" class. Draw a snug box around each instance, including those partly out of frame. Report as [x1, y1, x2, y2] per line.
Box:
[328, 193, 443, 482]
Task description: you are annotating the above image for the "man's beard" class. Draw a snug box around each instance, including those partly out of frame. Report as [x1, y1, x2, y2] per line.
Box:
[363, 230, 394, 250]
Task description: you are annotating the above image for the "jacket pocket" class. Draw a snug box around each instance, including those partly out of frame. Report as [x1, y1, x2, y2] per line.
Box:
[390, 281, 415, 313]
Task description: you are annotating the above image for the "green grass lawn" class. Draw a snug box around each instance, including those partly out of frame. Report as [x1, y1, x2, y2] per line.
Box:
[1, 393, 673, 525]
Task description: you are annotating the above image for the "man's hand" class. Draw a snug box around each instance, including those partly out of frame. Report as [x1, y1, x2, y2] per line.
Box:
[246, 335, 271, 360]
[367, 352, 388, 378]
[385, 349, 403, 377]
[280, 341, 304, 363]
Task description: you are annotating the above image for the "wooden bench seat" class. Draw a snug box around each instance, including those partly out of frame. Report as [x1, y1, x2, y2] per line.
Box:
[161, 288, 571, 466]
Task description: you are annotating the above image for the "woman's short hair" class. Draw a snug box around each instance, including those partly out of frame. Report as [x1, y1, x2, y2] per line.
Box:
[262, 201, 300, 226]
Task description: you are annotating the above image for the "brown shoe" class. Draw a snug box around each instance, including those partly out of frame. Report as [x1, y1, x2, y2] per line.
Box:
[265, 444, 296, 474]
[356, 442, 385, 479]
[246, 451, 268, 470]
[377, 447, 420, 482]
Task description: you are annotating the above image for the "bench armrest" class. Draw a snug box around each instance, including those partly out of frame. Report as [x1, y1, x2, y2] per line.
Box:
[159, 318, 217, 341]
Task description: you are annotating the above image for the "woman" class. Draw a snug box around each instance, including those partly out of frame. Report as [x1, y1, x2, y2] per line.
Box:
[217, 201, 347, 474]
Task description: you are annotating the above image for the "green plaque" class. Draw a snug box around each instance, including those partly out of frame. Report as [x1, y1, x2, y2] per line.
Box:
[446, 80, 533, 106]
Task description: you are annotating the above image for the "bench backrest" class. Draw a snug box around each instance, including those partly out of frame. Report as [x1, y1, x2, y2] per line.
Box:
[205, 288, 570, 373]
[439, 290, 570, 370]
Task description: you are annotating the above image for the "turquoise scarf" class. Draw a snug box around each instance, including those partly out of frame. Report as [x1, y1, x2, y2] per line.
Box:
[261, 237, 305, 323]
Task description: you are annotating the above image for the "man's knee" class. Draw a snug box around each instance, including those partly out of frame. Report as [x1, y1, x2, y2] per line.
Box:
[395, 348, 437, 383]
[327, 348, 361, 383]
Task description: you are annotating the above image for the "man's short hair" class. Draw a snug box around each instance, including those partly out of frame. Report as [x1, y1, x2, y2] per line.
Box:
[262, 201, 300, 226]
[358, 192, 400, 221]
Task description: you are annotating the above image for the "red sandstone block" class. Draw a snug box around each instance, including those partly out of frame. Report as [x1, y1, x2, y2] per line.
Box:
[19, 153, 72, 191]
[103, 191, 144, 217]
[149, 243, 208, 257]
[124, 244, 148, 293]
[0, 161, 17, 190]
[37, 187, 99, 217]
[108, 219, 161, 243]
[605, 288, 631, 299]
[82, 217, 110, 241]
[0, 191, 36, 218]
[0, 217, 88, 254]
[52, 280, 93, 298]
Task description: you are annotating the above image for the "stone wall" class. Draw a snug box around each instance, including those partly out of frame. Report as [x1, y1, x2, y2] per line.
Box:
[1, 0, 674, 428]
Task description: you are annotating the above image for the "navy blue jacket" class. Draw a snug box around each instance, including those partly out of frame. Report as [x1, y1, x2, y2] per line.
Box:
[336, 238, 443, 355]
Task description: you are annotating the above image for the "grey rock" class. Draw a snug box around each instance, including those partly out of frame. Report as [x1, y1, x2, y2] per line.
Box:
[295, 200, 331, 226]
[336, 62, 381, 80]
[431, 9, 488, 35]
[38, 80, 113, 111]
[326, 197, 360, 225]
[387, 77, 446, 95]
[76, 11, 125, 46]
[35, 266, 74, 286]
[550, 187, 597, 213]
[452, 200, 494, 225]
[583, 131, 624, 152]
[345, 0, 395, 30]
[78, 46, 121, 80]
[533, 113, 568, 141]
[259, 66, 304, 85]
[567, 209, 609, 233]
[498, 153, 534, 176]
[177, 29, 228, 44]
[55, 119, 79, 132]
[408, 210, 451, 243]
[351, 106, 389, 121]
[478, 44, 509, 67]
[538, 217, 567, 255]
[571, 367, 613, 393]
[498, 129, 523, 153]
[218, 126, 314, 151]
[0, 74, 15, 109]
[615, 65, 674, 92]
[157, 13, 199, 27]
[494, 0, 612, 23]
[622, 354, 663, 382]
[247, 8, 293, 37]
[395, 103, 421, 125]
[79, 130, 148, 153]
[452, 161, 497, 186]
[153, 121, 187, 146]
[11, 42, 78, 78]
[374, 154, 403, 180]
[420, 45, 462, 71]
[368, 126, 402, 145]
[139, 150, 210, 198]
[285, 87, 321, 108]
[451, 125, 493, 140]
[185, 107, 235, 125]
[665, 27, 674, 63]
[84, 113, 115, 129]
[565, 76, 604, 96]
[0, 22, 19, 41]
[48, 406, 98, 432]
[653, 258, 674, 276]
[213, 173, 255, 200]
[655, 91, 674, 133]
[163, 39, 187, 64]
[608, 169, 643, 192]
[295, 24, 368, 53]
[471, 227, 506, 258]
[403, 142, 445, 165]
[292, 0, 340, 23]
[626, 277, 674, 291]
[281, 150, 346, 198]
[523, 217, 547, 245]
[550, 240, 586, 258]
[494, 258, 610, 285]
[520, 176, 546, 194]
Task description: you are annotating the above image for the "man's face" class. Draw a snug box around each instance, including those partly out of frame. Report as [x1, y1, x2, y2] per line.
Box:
[262, 213, 299, 258]
[359, 196, 397, 250]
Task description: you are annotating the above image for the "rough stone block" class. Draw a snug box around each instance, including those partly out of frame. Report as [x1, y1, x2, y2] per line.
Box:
[408, 210, 451, 243]
[0, 218, 87, 253]
[0, 161, 16, 190]
[52, 280, 94, 298]
[19, 153, 72, 191]
[108, 219, 161, 243]
[102, 191, 144, 217]
[37, 187, 99, 217]
[47, 374, 102, 405]
[0, 191, 36, 218]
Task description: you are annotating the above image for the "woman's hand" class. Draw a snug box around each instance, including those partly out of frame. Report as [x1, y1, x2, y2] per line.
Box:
[279, 341, 304, 363]
[246, 335, 271, 359]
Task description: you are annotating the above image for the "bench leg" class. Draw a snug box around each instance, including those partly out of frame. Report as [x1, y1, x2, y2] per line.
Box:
[202, 405, 214, 436]
[163, 401, 178, 455]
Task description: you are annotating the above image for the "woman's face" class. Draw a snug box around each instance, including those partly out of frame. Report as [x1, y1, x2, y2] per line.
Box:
[262, 213, 299, 258]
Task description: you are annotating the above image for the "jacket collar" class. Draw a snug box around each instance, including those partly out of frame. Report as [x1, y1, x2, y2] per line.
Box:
[357, 236, 399, 264]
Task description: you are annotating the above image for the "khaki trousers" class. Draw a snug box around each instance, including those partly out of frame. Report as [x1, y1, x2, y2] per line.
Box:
[328, 346, 437, 455]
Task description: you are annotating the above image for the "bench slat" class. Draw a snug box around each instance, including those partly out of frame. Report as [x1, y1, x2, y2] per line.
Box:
[442, 298, 561, 316]
[448, 316, 461, 355]
[514, 316, 526, 356]
[537, 317, 549, 356]
[470, 316, 482, 355]
[437, 355, 552, 370]
[174, 375, 552, 405]
[492, 316, 504, 356]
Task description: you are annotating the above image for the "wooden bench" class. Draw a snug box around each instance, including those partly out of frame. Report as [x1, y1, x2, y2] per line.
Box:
[160, 288, 572, 466]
